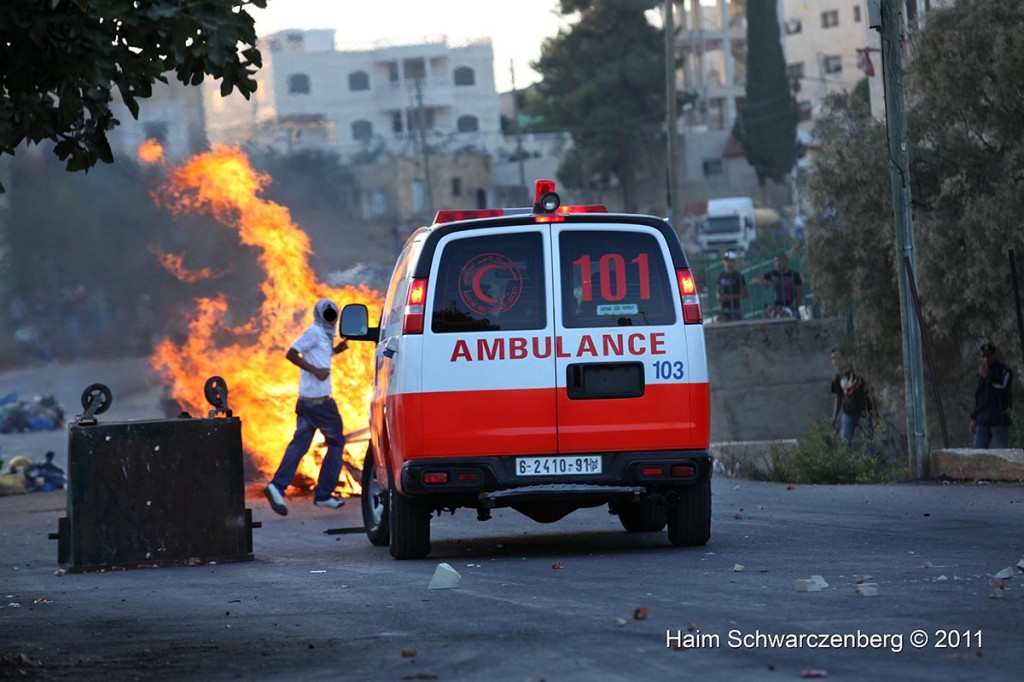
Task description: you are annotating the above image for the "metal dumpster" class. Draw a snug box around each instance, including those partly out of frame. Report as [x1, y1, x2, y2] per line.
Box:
[52, 381, 259, 572]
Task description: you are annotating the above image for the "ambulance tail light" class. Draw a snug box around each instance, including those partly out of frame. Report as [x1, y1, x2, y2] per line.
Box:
[676, 269, 703, 324]
[403, 278, 428, 334]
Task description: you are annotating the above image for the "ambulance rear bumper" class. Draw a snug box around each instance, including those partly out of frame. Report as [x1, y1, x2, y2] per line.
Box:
[398, 450, 712, 501]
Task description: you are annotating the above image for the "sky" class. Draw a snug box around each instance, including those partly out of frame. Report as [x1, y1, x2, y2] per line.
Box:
[248, 0, 573, 93]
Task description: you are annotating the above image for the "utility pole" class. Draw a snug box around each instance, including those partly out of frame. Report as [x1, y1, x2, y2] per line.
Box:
[871, 0, 929, 477]
[664, 0, 681, 231]
[412, 77, 435, 218]
[510, 60, 528, 205]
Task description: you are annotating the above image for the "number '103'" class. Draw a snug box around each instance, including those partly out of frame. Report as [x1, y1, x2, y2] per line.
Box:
[653, 360, 684, 380]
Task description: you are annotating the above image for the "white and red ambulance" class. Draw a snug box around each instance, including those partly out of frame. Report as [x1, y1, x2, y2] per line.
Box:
[341, 181, 711, 559]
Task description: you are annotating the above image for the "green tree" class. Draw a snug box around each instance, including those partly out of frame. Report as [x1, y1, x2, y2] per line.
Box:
[805, 0, 1024, 446]
[0, 0, 265, 190]
[529, 0, 666, 211]
[734, 0, 798, 186]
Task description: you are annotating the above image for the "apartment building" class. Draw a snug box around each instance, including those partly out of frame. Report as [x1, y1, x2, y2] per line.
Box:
[248, 29, 503, 161]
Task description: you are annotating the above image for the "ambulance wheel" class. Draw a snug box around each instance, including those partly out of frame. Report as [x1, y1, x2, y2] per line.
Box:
[388, 483, 431, 560]
[618, 499, 667, 533]
[361, 448, 389, 547]
[667, 478, 711, 547]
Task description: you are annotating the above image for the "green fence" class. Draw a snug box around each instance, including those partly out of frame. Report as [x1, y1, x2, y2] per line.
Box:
[693, 254, 817, 322]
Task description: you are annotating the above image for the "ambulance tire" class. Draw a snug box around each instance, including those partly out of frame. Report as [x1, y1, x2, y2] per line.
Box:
[617, 499, 668, 533]
[361, 452, 389, 547]
[667, 478, 711, 547]
[388, 484, 431, 560]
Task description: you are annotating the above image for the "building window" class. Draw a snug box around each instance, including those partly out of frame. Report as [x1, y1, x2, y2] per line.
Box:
[351, 120, 373, 142]
[853, 5, 862, 23]
[702, 159, 723, 177]
[785, 18, 802, 35]
[392, 111, 403, 133]
[288, 73, 311, 94]
[453, 66, 475, 86]
[456, 115, 479, 133]
[822, 10, 839, 28]
[286, 33, 304, 51]
[348, 71, 370, 91]
[823, 55, 843, 74]
[452, 177, 462, 197]
[786, 63, 805, 82]
[403, 58, 426, 81]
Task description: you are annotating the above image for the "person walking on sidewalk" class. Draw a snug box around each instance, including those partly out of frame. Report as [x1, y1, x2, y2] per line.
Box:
[264, 298, 349, 515]
[970, 342, 1013, 449]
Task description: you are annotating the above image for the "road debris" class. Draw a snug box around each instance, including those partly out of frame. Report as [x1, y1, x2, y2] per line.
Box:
[732, 564, 745, 572]
[552, 562, 565, 570]
[993, 567, 1013, 580]
[427, 562, 461, 590]
[614, 618, 627, 626]
[633, 607, 648, 620]
[795, 576, 829, 592]
[854, 583, 879, 597]
[401, 648, 417, 658]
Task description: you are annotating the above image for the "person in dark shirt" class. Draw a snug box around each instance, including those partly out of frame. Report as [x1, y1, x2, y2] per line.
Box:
[970, 342, 1013, 448]
[752, 253, 804, 315]
[716, 251, 748, 322]
[830, 348, 878, 445]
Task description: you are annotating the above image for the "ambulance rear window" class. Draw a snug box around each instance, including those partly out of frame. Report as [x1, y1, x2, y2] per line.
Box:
[560, 230, 675, 328]
[431, 232, 546, 333]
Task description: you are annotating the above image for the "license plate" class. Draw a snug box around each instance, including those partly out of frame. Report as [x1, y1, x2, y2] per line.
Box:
[516, 456, 602, 477]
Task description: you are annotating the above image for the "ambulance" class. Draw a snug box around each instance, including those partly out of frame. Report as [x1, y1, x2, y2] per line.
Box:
[341, 181, 712, 559]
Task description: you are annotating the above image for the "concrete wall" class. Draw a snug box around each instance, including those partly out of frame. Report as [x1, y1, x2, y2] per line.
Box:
[707, 316, 846, 442]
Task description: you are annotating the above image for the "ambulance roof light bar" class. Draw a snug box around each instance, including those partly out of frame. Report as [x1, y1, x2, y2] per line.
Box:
[431, 180, 607, 225]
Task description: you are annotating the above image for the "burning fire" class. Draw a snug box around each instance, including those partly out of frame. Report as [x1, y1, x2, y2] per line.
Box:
[141, 141, 382, 496]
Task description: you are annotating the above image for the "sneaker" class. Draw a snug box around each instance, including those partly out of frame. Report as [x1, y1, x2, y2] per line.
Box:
[314, 496, 346, 509]
[264, 483, 288, 516]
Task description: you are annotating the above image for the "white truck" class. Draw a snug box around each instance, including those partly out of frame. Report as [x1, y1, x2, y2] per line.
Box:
[697, 197, 757, 255]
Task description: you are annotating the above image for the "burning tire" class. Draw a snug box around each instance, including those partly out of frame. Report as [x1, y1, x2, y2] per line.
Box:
[361, 447, 389, 547]
[617, 498, 668, 533]
[667, 478, 711, 547]
[388, 482, 431, 560]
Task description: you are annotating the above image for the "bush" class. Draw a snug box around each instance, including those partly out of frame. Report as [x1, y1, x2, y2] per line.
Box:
[770, 419, 908, 484]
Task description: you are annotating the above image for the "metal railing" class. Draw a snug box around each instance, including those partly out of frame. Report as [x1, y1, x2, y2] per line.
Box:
[696, 254, 816, 322]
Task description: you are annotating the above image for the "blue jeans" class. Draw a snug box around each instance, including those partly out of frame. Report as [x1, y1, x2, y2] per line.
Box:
[973, 424, 1009, 449]
[839, 412, 860, 445]
[271, 397, 346, 500]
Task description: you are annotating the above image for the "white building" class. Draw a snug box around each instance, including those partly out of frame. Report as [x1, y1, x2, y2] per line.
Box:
[238, 29, 503, 161]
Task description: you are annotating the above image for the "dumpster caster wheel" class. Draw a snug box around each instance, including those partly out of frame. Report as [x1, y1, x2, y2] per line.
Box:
[204, 376, 228, 409]
[81, 383, 112, 415]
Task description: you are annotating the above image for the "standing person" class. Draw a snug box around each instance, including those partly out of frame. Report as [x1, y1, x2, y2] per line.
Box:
[752, 253, 803, 316]
[716, 251, 748, 322]
[264, 298, 349, 515]
[970, 342, 1013, 448]
[830, 349, 877, 445]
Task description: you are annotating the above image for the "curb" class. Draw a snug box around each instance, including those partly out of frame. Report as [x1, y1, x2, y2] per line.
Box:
[930, 448, 1024, 482]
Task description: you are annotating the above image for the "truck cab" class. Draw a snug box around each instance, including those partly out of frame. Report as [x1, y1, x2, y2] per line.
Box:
[697, 197, 757, 255]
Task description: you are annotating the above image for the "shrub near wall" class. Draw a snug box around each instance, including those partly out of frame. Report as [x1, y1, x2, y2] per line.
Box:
[770, 420, 908, 484]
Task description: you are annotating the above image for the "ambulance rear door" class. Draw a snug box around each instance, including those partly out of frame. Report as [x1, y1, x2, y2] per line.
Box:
[418, 225, 558, 458]
[552, 222, 706, 453]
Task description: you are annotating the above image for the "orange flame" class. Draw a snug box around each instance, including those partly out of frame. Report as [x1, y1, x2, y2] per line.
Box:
[147, 245, 232, 283]
[138, 139, 165, 165]
[147, 144, 383, 496]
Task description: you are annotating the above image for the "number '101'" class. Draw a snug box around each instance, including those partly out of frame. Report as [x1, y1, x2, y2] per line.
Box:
[573, 253, 650, 302]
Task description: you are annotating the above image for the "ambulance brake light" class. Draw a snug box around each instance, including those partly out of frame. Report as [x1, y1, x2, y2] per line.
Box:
[403, 278, 428, 334]
[676, 269, 703, 324]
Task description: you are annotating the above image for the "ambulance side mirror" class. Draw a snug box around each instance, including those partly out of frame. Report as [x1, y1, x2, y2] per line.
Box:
[340, 304, 380, 342]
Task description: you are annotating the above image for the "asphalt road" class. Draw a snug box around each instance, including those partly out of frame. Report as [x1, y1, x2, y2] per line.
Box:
[1, 477, 1022, 681]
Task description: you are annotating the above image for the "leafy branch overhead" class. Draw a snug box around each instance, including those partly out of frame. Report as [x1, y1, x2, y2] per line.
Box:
[0, 0, 266, 190]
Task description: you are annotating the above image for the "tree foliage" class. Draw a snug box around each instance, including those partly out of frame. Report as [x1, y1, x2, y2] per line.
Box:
[0, 0, 266, 190]
[528, 0, 665, 211]
[735, 0, 798, 185]
[804, 0, 1024, 445]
